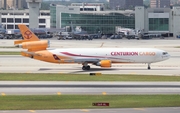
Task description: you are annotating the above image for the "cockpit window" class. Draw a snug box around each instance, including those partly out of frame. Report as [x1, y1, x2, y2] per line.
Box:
[163, 52, 168, 55]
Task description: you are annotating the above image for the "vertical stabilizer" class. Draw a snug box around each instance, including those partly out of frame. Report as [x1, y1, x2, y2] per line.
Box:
[18, 24, 40, 41]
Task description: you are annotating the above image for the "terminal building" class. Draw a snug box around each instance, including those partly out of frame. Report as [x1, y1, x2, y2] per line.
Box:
[50, 3, 180, 37]
[135, 6, 180, 37]
[0, 10, 50, 29]
[50, 4, 135, 34]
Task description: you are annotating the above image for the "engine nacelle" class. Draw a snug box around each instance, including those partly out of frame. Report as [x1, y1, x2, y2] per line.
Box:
[96, 60, 111, 67]
[16, 40, 50, 50]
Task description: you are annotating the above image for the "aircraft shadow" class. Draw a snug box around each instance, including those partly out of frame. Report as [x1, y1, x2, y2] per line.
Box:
[68, 68, 119, 74]
[38, 67, 176, 74]
[38, 68, 76, 71]
[38, 67, 118, 71]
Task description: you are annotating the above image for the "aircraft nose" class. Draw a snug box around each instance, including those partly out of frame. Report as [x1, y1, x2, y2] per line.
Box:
[163, 54, 170, 60]
[167, 54, 171, 59]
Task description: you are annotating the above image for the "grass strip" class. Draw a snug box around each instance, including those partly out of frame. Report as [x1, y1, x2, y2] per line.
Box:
[0, 46, 17, 48]
[0, 73, 180, 81]
[0, 95, 180, 110]
[0, 51, 20, 55]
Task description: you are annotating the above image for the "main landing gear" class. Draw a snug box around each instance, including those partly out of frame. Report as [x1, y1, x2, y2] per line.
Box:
[82, 65, 90, 70]
[82, 62, 90, 70]
[148, 63, 151, 70]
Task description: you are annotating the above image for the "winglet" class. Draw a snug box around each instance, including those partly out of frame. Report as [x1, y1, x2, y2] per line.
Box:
[18, 24, 40, 41]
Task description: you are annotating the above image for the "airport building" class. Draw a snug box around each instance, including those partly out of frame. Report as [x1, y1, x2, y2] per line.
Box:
[50, 4, 135, 34]
[0, 10, 50, 29]
[0, 2, 180, 37]
[50, 3, 180, 37]
[135, 6, 180, 37]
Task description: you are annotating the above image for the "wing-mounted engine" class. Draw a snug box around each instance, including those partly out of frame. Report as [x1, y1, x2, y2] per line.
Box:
[95, 60, 111, 67]
[15, 40, 50, 51]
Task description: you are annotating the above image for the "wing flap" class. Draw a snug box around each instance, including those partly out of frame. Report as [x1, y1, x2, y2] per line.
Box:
[73, 59, 100, 63]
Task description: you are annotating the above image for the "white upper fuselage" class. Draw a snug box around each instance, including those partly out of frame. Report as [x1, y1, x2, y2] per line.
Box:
[48, 48, 170, 63]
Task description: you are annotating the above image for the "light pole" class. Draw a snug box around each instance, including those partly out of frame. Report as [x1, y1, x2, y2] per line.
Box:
[69, 14, 73, 32]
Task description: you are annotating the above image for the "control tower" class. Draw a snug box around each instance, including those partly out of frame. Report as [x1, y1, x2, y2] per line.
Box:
[26, 0, 42, 28]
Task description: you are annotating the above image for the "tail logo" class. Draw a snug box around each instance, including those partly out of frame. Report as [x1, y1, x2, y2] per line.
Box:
[24, 30, 32, 39]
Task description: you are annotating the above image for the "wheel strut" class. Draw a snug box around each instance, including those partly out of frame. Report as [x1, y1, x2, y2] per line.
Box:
[148, 63, 151, 70]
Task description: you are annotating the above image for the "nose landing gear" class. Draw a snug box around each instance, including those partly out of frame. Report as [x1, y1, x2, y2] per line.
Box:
[148, 63, 151, 70]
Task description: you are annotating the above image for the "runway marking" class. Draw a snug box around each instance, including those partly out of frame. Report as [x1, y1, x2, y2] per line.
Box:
[134, 108, 145, 111]
[29, 110, 35, 112]
[102, 92, 107, 95]
[57, 92, 61, 95]
[95, 73, 102, 76]
[1, 93, 6, 96]
[80, 109, 89, 112]
[26, 71, 31, 73]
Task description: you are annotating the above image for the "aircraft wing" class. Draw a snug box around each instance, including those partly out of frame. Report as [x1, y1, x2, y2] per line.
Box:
[73, 57, 131, 63]
[73, 58, 100, 63]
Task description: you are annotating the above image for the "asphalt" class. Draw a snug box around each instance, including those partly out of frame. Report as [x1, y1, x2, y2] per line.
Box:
[0, 55, 180, 75]
[1, 82, 180, 95]
[0, 39, 180, 112]
[0, 107, 180, 113]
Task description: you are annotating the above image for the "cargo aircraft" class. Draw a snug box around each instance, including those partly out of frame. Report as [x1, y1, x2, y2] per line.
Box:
[14, 24, 170, 70]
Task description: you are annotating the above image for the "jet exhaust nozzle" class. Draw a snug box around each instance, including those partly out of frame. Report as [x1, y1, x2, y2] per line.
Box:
[15, 44, 22, 48]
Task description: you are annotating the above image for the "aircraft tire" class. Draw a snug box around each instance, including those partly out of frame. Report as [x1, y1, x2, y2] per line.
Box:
[86, 65, 90, 70]
[82, 65, 90, 70]
[82, 66, 86, 70]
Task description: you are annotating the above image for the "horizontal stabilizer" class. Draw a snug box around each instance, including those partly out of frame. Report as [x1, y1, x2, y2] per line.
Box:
[21, 51, 32, 57]
[14, 40, 30, 45]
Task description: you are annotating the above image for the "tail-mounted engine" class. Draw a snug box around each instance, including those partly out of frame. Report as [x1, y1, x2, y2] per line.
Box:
[15, 40, 50, 50]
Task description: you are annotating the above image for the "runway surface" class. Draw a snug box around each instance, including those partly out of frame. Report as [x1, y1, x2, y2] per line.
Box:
[1, 39, 180, 112]
[0, 55, 180, 75]
[1, 81, 180, 95]
[0, 107, 180, 113]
